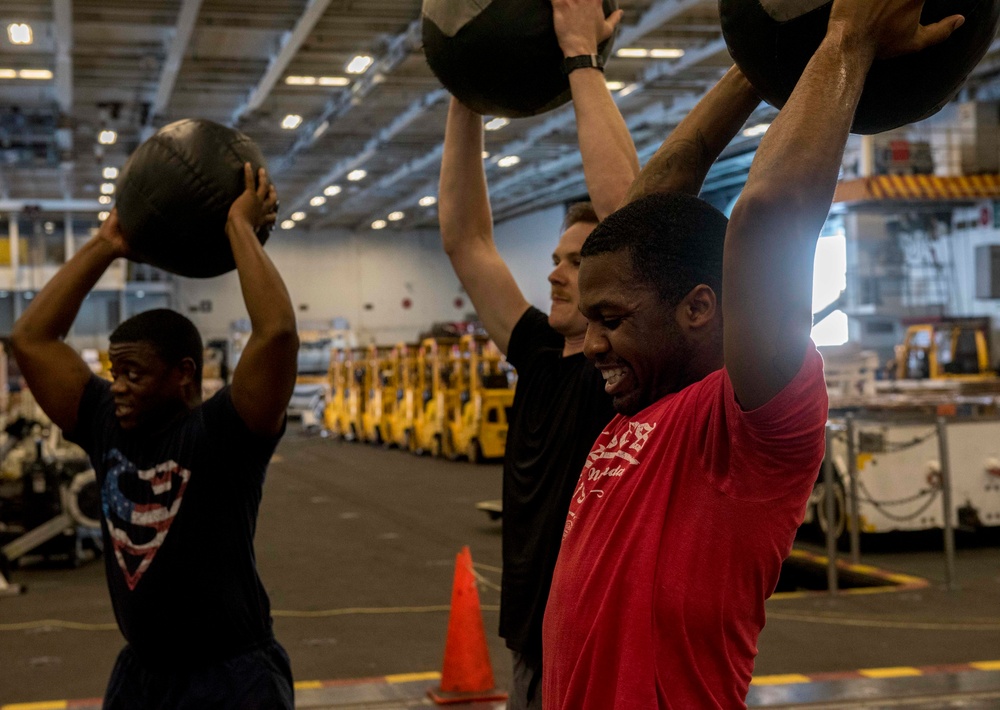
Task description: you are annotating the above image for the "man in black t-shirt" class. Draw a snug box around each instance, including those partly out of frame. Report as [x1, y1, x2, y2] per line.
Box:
[437, 0, 638, 706]
[11, 164, 299, 709]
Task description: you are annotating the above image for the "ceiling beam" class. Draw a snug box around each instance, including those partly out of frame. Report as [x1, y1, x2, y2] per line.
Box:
[231, 0, 335, 125]
[0, 199, 102, 212]
[305, 0, 713, 228]
[348, 36, 730, 229]
[52, 0, 73, 114]
[272, 19, 424, 177]
[142, 0, 205, 139]
[286, 88, 448, 215]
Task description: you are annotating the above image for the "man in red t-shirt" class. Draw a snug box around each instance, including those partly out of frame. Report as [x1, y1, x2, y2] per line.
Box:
[542, 0, 966, 707]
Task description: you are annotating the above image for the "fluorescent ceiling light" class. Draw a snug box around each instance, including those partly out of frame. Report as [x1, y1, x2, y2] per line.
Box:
[98, 130, 117, 145]
[346, 55, 374, 74]
[312, 120, 330, 140]
[347, 169, 367, 181]
[98, 195, 112, 205]
[100, 182, 115, 195]
[318, 76, 350, 86]
[418, 195, 437, 207]
[281, 220, 296, 230]
[485, 117, 509, 131]
[605, 81, 625, 91]
[497, 155, 521, 168]
[7, 23, 32, 45]
[0, 69, 15, 79]
[98, 211, 110, 221]
[617, 83, 639, 98]
[387, 211, 404, 221]
[616, 48, 648, 58]
[482, 151, 490, 159]
[310, 196, 327, 207]
[103, 166, 119, 179]
[371, 220, 387, 230]
[743, 123, 771, 138]
[19, 69, 52, 80]
[323, 185, 342, 197]
[281, 114, 303, 130]
[285, 75, 317, 85]
[291, 211, 306, 221]
[650, 48, 685, 59]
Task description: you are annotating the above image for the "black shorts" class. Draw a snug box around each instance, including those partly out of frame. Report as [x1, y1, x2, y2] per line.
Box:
[102, 638, 294, 710]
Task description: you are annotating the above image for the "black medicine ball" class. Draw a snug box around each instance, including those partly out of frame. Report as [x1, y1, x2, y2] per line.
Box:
[115, 118, 271, 278]
[720, 0, 1000, 134]
[423, 0, 619, 118]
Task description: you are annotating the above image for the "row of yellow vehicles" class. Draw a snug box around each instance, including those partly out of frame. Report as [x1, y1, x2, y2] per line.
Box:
[323, 334, 516, 462]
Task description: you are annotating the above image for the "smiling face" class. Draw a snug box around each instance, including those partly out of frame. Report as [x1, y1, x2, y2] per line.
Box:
[108, 341, 193, 430]
[547, 220, 597, 339]
[578, 249, 695, 415]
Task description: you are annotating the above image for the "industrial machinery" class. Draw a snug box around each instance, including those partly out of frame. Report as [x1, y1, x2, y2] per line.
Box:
[445, 335, 515, 462]
[361, 345, 398, 445]
[894, 317, 994, 381]
[411, 338, 457, 456]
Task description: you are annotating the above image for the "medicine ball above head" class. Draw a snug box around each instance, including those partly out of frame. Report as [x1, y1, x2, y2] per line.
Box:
[720, 0, 1000, 134]
[423, 0, 619, 118]
[115, 118, 272, 278]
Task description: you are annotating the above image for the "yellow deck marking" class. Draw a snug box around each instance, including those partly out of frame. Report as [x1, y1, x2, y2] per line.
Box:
[750, 674, 811, 685]
[971, 660, 1000, 671]
[386, 671, 441, 683]
[859, 667, 922, 679]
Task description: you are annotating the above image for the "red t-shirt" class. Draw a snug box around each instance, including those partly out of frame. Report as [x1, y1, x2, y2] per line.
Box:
[542, 344, 828, 709]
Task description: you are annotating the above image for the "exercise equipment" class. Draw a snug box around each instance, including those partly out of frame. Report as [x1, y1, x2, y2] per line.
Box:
[422, 0, 619, 117]
[720, 0, 1000, 134]
[115, 118, 271, 278]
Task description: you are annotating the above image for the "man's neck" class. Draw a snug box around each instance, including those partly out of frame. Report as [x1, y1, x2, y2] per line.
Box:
[562, 333, 586, 358]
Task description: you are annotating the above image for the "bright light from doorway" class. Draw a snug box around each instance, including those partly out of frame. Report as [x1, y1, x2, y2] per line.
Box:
[811, 233, 848, 346]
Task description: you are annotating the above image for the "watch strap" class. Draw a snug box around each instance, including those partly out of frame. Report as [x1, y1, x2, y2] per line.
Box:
[562, 54, 604, 75]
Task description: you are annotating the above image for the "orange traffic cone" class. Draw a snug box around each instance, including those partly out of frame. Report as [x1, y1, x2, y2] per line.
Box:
[428, 546, 508, 705]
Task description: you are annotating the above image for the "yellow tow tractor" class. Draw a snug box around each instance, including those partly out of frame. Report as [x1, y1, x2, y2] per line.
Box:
[411, 337, 458, 456]
[895, 317, 994, 381]
[388, 343, 419, 449]
[341, 347, 370, 441]
[445, 335, 516, 462]
[324, 348, 351, 438]
[361, 344, 398, 445]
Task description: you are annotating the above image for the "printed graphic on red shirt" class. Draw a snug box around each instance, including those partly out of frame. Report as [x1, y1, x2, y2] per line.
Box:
[102, 449, 191, 590]
[563, 420, 657, 539]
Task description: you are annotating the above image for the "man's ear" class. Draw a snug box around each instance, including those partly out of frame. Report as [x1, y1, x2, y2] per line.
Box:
[177, 357, 198, 386]
[680, 284, 717, 330]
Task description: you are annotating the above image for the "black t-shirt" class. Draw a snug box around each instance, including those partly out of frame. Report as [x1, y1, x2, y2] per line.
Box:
[66, 375, 282, 669]
[501, 307, 615, 661]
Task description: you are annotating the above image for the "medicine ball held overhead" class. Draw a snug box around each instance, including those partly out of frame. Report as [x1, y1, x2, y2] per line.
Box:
[115, 119, 271, 278]
[720, 0, 1000, 134]
[423, 0, 619, 118]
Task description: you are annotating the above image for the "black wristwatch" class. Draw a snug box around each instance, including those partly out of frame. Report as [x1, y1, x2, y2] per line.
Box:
[562, 54, 604, 75]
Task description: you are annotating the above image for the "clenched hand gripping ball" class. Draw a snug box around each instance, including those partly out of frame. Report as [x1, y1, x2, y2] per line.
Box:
[720, 0, 1000, 134]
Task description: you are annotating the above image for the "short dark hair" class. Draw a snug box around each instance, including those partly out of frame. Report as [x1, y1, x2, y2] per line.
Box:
[580, 192, 727, 306]
[562, 201, 598, 232]
[110, 309, 203, 384]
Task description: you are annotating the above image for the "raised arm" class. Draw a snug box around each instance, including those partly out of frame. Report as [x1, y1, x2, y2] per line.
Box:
[228, 164, 299, 436]
[723, 0, 962, 410]
[625, 66, 760, 203]
[552, 0, 637, 219]
[439, 98, 530, 355]
[11, 212, 128, 432]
